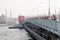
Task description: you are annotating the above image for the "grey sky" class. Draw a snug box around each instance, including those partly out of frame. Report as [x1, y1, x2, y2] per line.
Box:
[0, 0, 60, 18]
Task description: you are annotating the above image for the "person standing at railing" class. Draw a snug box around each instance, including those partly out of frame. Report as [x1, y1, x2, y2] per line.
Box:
[51, 15, 57, 20]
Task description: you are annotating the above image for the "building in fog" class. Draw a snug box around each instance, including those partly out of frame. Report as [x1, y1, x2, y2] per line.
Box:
[0, 14, 17, 26]
[7, 18, 17, 26]
[0, 15, 6, 24]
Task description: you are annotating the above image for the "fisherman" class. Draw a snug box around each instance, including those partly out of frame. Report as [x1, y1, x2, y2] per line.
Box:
[51, 15, 57, 20]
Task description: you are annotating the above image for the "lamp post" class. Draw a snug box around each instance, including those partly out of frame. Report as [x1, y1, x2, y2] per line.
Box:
[48, 0, 50, 16]
[37, 2, 42, 19]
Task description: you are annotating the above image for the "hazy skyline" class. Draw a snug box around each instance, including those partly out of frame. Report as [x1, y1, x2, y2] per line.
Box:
[0, 0, 60, 18]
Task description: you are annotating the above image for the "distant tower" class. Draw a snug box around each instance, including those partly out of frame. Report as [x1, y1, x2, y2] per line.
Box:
[10, 9, 12, 18]
[5, 9, 7, 24]
[9, 9, 12, 25]
[5, 9, 7, 18]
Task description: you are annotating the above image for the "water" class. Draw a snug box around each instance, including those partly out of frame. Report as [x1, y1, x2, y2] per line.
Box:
[0, 26, 32, 40]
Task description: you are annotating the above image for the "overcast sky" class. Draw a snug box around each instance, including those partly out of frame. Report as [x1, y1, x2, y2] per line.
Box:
[0, 0, 60, 18]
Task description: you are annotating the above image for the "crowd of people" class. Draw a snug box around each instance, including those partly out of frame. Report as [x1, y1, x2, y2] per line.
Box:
[41, 15, 57, 20]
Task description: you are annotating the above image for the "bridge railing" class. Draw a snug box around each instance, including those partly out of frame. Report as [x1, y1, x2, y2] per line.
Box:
[25, 18, 60, 36]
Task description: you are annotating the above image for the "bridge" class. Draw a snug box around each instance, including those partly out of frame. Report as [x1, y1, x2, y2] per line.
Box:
[22, 17, 60, 40]
[9, 16, 60, 40]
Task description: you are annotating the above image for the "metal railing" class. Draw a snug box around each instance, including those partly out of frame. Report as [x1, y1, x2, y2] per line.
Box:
[25, 18, 60, 36]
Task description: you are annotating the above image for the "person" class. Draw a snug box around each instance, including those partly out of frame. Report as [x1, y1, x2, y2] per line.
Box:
[51, 15, 57, 20]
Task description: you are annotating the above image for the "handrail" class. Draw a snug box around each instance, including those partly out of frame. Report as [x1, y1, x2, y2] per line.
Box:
[25, 18, 60, 36]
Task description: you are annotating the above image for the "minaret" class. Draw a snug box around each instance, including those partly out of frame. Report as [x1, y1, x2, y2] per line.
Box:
[6, 9, 7, 18]
[5, 9, 7, 24]
[10, 9, 12, 18]
[10, 9, 12, 25]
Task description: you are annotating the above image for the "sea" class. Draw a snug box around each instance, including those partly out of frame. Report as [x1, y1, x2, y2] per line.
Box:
[0, 26, 32, 40]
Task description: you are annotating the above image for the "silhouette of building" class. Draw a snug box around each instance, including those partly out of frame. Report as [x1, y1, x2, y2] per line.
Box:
[0, 15, 6, 24]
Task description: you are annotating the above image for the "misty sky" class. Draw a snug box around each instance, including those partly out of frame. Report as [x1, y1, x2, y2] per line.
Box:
[0, 0, 60, 18]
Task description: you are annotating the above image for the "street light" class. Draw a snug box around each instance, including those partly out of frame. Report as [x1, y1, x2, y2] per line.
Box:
[37, 2, 42, 18]
[48, 0, 50, 16]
